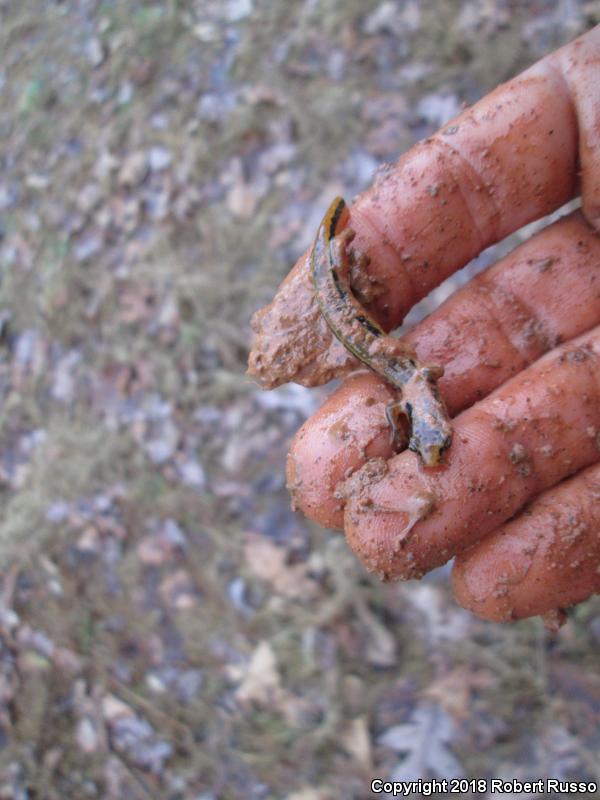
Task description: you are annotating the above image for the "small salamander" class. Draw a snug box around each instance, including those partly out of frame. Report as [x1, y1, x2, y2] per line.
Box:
[310, 197, 452, 467]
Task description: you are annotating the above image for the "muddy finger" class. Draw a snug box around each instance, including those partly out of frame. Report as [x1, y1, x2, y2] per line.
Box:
[451, 462, 600, 624]
[288, 212, 600, 529]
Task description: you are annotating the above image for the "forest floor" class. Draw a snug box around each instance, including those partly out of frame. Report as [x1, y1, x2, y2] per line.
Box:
[1, 1, 600, 798]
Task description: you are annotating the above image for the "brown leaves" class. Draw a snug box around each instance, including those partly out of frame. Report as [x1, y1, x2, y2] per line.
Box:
[244, 534, 321, 601]
[230, 640, 283, 707]
[423, 666, 497, 721]
[340, 716, 372, 770]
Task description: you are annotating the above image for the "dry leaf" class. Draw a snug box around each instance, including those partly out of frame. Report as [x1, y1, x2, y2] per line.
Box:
[340, 716, 372, 770]
[226, 181, 258, 219]
[424, 666, 497, 720]
[231, 640, 282, 707]
[379, 702, 464, 781]
[244, 534, 320, 600]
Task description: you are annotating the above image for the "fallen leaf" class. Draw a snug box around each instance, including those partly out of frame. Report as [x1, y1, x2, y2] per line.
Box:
[378, 702, 464, 781]
[226, 180, 258, 219]
[340, 716, 372, 770]
[244, 534, 320, 600]
[424, 666, 497, 720]
[102, 694, 133, 723]
[231, 640, 282, 707]
[118, 152, 148, 187]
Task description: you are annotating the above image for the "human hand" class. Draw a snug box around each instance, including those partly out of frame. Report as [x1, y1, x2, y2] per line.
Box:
[250, 26, 600, 627]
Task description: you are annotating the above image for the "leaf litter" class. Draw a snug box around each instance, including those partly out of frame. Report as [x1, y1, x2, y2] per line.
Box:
[0, 1, 599, 798]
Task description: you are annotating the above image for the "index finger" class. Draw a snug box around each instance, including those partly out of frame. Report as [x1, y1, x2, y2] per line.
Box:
[249, 25, 600, 388]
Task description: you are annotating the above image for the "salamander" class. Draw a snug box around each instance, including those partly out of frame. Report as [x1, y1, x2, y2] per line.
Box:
[310, 197, 452, 467]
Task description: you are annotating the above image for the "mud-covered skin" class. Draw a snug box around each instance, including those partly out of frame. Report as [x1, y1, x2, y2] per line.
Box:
[310, 197, 453, 467]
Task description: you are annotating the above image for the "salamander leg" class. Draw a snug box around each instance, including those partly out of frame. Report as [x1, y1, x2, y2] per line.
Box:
[422, 362, 444, 381]
[385, 400, 408, 452]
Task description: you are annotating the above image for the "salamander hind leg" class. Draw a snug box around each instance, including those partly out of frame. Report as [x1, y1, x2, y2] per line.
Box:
[387, 393, 451, 467]
[384, 400, 409, 452]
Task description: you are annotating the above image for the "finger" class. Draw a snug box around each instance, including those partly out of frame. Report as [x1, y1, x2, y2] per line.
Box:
[557, 26, 600, 228]
[287, 371, 396, 527]
[287, 212, 600, 529]
[451, 462, 600, 624]
[249, 26, 600, 388]
[342, 327, 600, 581]
[345, 22, 600, 328]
